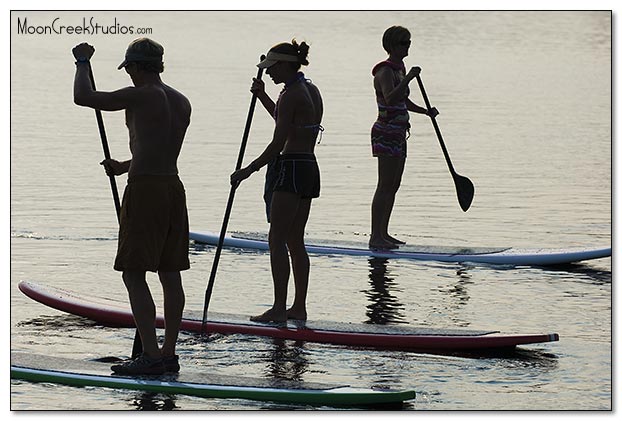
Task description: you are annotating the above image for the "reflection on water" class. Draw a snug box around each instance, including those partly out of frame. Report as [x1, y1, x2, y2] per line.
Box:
[262, 338, 309, 382]
[427, 265, 475, 328]
[438, 266, 473, 306]
[129, 392, 178, 411]
[363, 258, 407, 325]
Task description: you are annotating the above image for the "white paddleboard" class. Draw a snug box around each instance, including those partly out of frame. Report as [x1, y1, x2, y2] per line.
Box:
[190, 230, 611, 266]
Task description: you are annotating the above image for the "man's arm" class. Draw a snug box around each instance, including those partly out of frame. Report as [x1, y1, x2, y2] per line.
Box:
[100, 159, 131, 176]
[72, 42, 138, 111]
[73, 64, 138, 111]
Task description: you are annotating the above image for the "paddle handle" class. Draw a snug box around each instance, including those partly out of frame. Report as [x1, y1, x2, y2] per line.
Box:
[201, 56, 266, 332]
[415, 74, 457, 175]
[88, 66, 122, 221]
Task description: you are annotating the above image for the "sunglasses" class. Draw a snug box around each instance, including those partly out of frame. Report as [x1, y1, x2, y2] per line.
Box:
[399, 40, 411, 46]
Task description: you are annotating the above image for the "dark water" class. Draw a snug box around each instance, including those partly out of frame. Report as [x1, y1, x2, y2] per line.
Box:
[10, 11, 611, 410]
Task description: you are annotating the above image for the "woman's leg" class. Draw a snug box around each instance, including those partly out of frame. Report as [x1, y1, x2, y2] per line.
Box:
[286, 198, 312, 320]
[251, 191, 300, 322]
[370, 156, 406, 248]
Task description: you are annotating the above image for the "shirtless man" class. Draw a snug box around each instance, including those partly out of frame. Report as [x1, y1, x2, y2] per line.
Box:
[230, 40, 323, 323]
[72, 38, 191, 374]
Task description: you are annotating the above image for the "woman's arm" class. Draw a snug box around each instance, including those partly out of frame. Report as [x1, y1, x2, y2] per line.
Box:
[376, 66, 420, 105]
[230, 92, 295, 185]
[251, 77, 276, 118]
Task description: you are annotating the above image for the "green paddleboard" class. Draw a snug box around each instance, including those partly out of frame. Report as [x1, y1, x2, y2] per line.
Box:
[11, 352, 415, 408]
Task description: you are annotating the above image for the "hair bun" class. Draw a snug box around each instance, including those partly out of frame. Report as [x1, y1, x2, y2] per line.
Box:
[292, 39, 310, 66]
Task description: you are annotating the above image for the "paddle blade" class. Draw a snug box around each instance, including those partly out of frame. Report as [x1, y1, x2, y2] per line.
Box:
[454, 174, 475, 212]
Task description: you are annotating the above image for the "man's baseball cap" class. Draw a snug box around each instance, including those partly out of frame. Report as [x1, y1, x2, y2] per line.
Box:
[118, 38, 164, 70]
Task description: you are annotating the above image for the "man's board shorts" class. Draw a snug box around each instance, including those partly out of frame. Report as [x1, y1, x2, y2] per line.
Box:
[263, 153, 320, 222]
[114, 174, 190, 272]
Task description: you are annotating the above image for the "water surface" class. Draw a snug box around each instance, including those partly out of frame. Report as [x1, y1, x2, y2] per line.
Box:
[10, 11, 611, 411]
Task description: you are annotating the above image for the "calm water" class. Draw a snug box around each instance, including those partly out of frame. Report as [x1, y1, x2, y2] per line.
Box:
[10, 11, 611, 411]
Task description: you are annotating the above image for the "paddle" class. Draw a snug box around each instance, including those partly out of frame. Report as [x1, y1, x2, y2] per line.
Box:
[87, 65, 142, 359]
[88, 66, 122, 220]
[415, 74, 475, 212]
[200, 55, 266, 334]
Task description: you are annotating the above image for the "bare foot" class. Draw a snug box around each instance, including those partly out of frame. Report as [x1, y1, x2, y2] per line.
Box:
[286, 308, 307, 321]
[386, 235, 406, 245]
[250, 308, 287, 323]
[369, 239, 399, 250]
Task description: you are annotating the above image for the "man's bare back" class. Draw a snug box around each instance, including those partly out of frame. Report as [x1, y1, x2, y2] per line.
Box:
[125, 83, 191, 177]
[72, 40, 191, 179]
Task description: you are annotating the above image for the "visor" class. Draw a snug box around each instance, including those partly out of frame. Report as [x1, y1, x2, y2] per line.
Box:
[257, 51, 300, 69]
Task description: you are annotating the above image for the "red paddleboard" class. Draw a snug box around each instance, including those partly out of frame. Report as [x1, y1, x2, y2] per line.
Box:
[18, 281, 558, 353]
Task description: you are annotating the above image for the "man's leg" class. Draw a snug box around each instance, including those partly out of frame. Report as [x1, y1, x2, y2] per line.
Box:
[122, 270, 161, 359]
[158, 270, 185, 358]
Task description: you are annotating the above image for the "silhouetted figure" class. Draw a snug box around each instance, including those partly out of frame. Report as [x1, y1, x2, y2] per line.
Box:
[231, 40, 323, 323]
[73, 38, 191, 375]
[369, 26, 438, 250]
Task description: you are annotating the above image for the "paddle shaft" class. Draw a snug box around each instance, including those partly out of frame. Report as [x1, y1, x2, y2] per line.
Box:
[88, 66, 122, 220]
[414, 74, 457, 175]
[415, 74, 475, 212]
[87, 65, 141, 358]
[201, 58, 265, 333]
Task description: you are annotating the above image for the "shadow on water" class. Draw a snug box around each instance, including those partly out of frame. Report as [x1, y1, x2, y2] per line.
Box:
[539, 262, 612, 284]
[189, 240, 264, 257]
[444, 347, 560, 368]
[362, 257, 408, 325]
[503, 348, 559, 368]
[17, 314, 100, 330]
[188, 241, 211, 254]
[340, 342, 560, 362]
